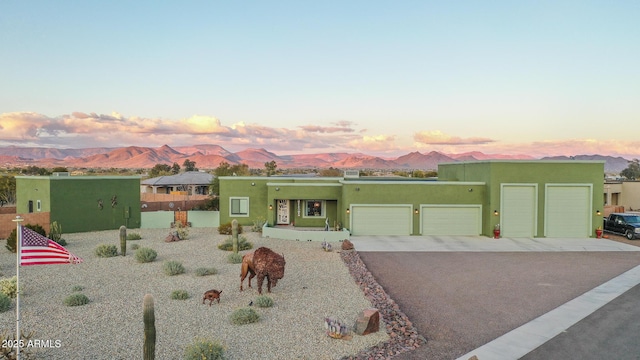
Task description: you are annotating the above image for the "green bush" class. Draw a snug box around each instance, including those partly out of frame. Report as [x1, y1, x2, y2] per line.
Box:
[217, 236, 253, 251]
[71, 285, 84, 292]
[229, 307, 260, 325]
[95, 244, 118, 258]
[195, 267, 218, 276]
[171, 290, 189, 300]
[135, 247, 158, 263]
[254, 295, 274, 308]
[0, 293, 11, 312]
[163, 260, 185, 276]
[227, 253, 242, 264]
[126, 232, 142, 240]
[63, 293, 90, 306]
[5, 224, 47, 253]
[49, 221, 66, 246]
[218, 222, 243, 235]
[0, 276, 17, 298]
[184, 338, 226, 360]
[131, 243, 140, 250]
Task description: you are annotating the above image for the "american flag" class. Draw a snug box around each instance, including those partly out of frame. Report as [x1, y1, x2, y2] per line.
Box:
[20, 226, 83, 266]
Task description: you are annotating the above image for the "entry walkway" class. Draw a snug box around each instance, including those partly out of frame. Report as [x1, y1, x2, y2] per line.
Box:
[350, 235, 640, 252]
[350, 235, 640, 360]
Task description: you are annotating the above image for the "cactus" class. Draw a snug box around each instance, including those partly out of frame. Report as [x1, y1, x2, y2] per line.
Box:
[120, 225, 127, 256]
[232, 219, 239, 254]
[324, 317, 349, 339]
[143, 294, 156, 360]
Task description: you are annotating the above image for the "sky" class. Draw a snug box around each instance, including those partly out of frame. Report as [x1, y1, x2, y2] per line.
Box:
[1, 1, 639, 159]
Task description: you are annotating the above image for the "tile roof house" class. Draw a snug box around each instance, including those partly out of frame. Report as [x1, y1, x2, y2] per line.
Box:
[141, 171, 213, 195]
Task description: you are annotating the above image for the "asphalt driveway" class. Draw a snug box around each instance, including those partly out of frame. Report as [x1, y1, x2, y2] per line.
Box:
[353, 236, 640, 360]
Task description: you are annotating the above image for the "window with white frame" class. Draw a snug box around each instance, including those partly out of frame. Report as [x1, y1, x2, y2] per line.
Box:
[37, 200, 41, 212]
[304, 200, 325, 217]
[229, 197, 249, 217]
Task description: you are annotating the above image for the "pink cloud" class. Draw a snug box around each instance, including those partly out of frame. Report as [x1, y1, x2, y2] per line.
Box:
[414, 130, 495, 145]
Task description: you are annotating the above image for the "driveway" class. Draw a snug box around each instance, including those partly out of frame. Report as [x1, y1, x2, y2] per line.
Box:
[350, 236, 640, 360]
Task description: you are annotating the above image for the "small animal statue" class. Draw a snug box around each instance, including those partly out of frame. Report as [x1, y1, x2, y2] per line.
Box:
[240, 247, 286, 294]
[202, 289, 222, 306]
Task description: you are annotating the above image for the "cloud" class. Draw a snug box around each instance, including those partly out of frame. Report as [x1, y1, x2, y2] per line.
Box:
[414, 130, 495, 145]
[299, 121, 356, 133]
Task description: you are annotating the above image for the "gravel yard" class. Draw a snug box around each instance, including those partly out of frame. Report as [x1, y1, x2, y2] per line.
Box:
[0, 228, 388, 359]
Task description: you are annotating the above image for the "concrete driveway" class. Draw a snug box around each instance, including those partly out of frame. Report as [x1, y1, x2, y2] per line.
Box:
[350, 235, 640, 360]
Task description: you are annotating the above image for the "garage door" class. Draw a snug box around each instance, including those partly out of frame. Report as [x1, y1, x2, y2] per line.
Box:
[351, 205, 412, 235]
[421, 205, 482, 235]
[545, 185, 591, 238]
[502, 184, 537, 237]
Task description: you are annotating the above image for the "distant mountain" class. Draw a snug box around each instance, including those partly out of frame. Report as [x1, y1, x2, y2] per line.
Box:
[0, 144, 631, 172]
[541, 154, 631, 174]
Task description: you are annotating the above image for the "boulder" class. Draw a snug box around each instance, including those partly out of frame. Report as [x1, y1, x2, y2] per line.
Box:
[341, 239, 354, 251]
[354, 308, 379, 335]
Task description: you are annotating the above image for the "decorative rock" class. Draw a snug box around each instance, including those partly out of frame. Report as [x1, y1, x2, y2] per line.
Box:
[341, 239, 354, 251]
[354, 308, 380, 335]
[164, 234, 180, 242]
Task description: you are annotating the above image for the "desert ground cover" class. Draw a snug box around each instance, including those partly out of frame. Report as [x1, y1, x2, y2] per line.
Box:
[0, 227, 388, 359]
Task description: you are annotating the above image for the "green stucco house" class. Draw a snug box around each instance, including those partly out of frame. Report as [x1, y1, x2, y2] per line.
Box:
[219, 161, 604, 238]
[16, 175, 141, 233]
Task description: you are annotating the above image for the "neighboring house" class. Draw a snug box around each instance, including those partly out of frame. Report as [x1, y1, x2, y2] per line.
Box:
[16, 175, 141, 233]
[603, 180, 640, 212]
[219, 160, 604, 238]
[141, 171, 213, 195]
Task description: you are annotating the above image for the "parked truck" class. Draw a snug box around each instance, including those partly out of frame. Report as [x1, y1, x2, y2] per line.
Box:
[603, 213, 640, 240]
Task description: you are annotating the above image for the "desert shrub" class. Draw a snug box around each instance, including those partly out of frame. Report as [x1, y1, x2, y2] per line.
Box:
[95, 244, 118, 258]
[184, 338, 226, 360]
[252, 217, 266, 232]
[71, 285, 84, 292]
[49, 221, 67, 246]
[227, 253, 242, 264]
[5, 223, 47, 253]
[217, 236, 253, 251]
[126, 232, 142, 240]
[230, 307, 260, 325]
[163, 260, 185, 276]
[0, 293, 11, 312]
[254, 295, 274, 308]
[195, 267, 218, 276]
[63, 293, 90, 306]
[0, 276, 17, 298]
[1, 330, 35, 359]
[171, 290, 189, 300]
[218, 222, 243, 235]
[174, 222, 190, 240]
[135, 247, 158, 263]
[131, 243, 140, 250]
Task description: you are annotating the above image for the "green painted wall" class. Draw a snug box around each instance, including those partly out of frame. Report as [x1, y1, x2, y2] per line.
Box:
[439, 161, 604, 237]
[17, 176, 141, 233]
[16, 178, 51, 213]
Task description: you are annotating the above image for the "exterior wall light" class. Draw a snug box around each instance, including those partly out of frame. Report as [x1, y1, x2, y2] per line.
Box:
[269, 204, 273, 210]
[355, 187, 360, 191]
[251, 182, 255, 186]
[596, 210, 601, 216]
[494, 210, 499, 216]
[346, 208, 350, 214]
[414, 208, 419, 214]
[275, 187, 280, 191]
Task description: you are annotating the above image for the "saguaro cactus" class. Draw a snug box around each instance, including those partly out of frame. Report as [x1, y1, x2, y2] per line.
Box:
[232, 219, 239, 254]
[143, 294, 156, 360]
[119, 225, 127, 256]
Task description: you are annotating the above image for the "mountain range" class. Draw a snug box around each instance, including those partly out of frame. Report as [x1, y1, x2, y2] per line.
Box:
[0, 144, 632, 173]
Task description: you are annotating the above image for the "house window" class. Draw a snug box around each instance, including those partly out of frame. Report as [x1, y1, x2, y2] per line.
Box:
[230, 197, 249, 217]
[37, 200, 41, 212]
[305, 200, 325, 217]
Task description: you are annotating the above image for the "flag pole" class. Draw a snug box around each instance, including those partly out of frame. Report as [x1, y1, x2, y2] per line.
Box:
[13, 216, 24, 360]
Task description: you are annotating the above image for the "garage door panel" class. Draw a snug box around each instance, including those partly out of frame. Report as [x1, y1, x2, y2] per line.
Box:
[546, 185, 590, 238]
[421, 206, 481, 235]
[502, 185, 536, 238]
[351, 206, 412, 235]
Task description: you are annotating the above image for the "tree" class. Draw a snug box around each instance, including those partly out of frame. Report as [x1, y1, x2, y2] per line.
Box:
[52, 167, 69, 173]
[148, 164, 172, 178]
[21, 166, 50, 176]
[264, 161, 277, 177]
[182, 159, 197, 172]
[621, 159, 640, 180]
[0, 175, 16, 206]
[171, 162, 180, 174]
[319, 167, 342, 177]
[206, 162, 251, 210]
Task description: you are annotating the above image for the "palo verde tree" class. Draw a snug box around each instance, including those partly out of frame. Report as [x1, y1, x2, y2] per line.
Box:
[207, 162, 250, 210]
[0, 175, 16, 206]
[621, 159, 640, 180]
[264, 160, 277, 177]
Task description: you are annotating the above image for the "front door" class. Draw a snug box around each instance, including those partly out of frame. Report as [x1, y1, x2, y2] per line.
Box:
[277, 200, 290, 225]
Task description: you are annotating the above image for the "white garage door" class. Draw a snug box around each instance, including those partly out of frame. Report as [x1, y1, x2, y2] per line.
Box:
[351, 205, 412, 235]
[545, 185, 591, 238]
[502, 185, 537, 237]
[421, 206, 482, 235]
